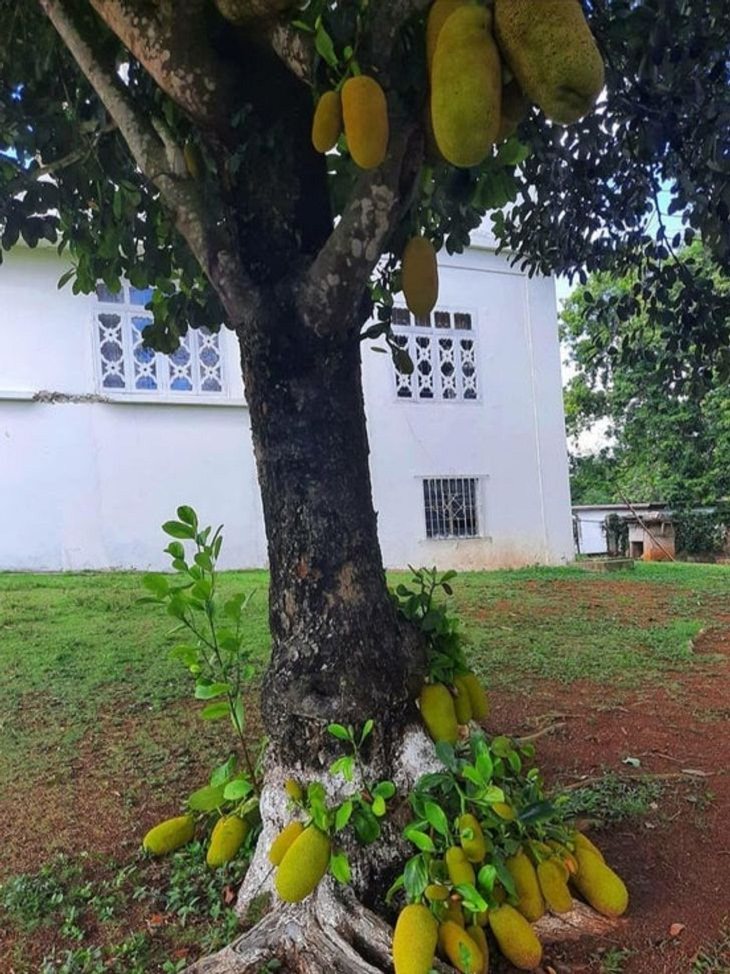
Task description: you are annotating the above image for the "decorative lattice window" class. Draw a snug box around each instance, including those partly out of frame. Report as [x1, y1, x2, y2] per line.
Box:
[392, 308, 478, 401]
[423, 477, 480, 539]
[94, 283, 224, 396]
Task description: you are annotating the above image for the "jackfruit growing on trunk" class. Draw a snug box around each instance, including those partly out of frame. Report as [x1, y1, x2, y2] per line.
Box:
[446, 845, 476, 887]
[431, 5, 502, 167]
[206, 815, 249, 868]
[453, 675, 474, 725]
[393, 903, 439, 974]
[494, 0, 604, 125]
[438, 920, 484, 973]
[572, 848, 629, 918]
[536, 858, 573, 913]
[458, 813, 487, 863]
[268, 820, 305, 866]
[488, 904, 543, 970]
[572, 830, 604, 862]
[461, 672, 489, 720]
[142, 814, 195, 856]
[402, 237, 439, 319]
[274, 825, 331, 902]
[426, 0, 468, 76]
[505, 849, 545, 922]
[311, 91, 343, 154]
[419, 683, 459, 744]
[342, 75, 389, 170]
[466, 924, 489, 974]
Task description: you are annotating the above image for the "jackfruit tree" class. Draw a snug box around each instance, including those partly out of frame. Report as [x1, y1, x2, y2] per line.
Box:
[1, 0, 728, 971]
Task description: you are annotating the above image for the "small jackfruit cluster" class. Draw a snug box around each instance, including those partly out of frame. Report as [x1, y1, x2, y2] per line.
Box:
[206, 814, 249, 868]
[311, 76, 389, 170]
[271, 823, 331, 903]
[418, 671, 489, 743]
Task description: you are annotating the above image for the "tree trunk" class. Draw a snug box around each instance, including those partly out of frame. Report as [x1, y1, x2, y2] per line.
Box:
[237, 299, 426, 764]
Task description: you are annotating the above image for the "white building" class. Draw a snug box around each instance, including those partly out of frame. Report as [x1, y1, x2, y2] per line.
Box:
[0, 230, 574, 571]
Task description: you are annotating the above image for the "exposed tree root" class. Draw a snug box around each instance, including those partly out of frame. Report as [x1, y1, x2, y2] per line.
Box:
[534, 900, 624, 944]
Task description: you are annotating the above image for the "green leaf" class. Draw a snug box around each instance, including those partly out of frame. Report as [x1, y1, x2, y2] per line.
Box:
[176, 505, 198, 527]
[423, 801, 449, 837]
[169, 644, 199, 667]
[162, 520, 196, 540]
[210, 755, 238, 787]
[359, 719, 374, 744]
[477, 864, 497, 894]
[188, 783, 227, 811]
[371, 794, 386, 817]
[314, 23, 337, 68]
[373, 781, 396, 800]
[200, 701, 230, 720]
[481, 786, 505, 804]
[403, 854, 429, 902]
[327, 723, 351, 742]
[435, 741, 457, 770]
[385, 873, 405, 905]
[330, 852, 351, 884]
[223, 777, 254, 801]
[142, 573, 169, 597]
[334, 800, 353, 832]
[454, 883, 488, 913]
[352, 807, 380, 845]
[404, 827, 436, 853]
[194, 681, 229, 700]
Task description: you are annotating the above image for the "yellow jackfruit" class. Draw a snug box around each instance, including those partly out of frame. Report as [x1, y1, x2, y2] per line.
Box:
[488, 904, 543, 971]
[268, 820, 305, 866]
[443, 899, 466, 927]
[446, 846, 476, 888]
[461, 672, 489, 721]
[466, 924, 489, 974]
[311, 91, 343, 154]
[572, 831, 604, 862]
[453, 675, 474, 725]
[537, 858, 573, 914]
[505, 849, 544, 923]
[496, 78, 530, 142]
[342, 75, 389, 170]
[142, 814, 195, 856]
[494, 0, 605, 125]
[402, 237, 439, 319]
[492, 802, 516, 821]
[284, 778, 303, 802]
[425, 883, 449, 902]
[206, 815, 248, 868]
[183, 142, 204, 181]
[431, 5, 502, 167]
[572, 849, 629, 918]
[419, 683, 459, 744]
[274, 825, 331, 902]
[438, 921, 484, 974]
[458, 814, 487, 864]
[393, 903, 439, 974]
[426, 0, 468, 76]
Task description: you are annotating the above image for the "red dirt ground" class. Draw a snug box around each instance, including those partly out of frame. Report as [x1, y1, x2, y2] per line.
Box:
[486, 620, 730, 973]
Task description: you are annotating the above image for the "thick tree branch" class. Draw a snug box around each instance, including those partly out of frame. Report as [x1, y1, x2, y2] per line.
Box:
[268, 21, 315, 85]
[87, 0, 236, 127]
[296, 123, 422, 337]
[38, 0, 261, 326]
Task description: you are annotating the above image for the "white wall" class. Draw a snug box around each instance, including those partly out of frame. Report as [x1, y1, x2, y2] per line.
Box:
[0, 244, 573, 571]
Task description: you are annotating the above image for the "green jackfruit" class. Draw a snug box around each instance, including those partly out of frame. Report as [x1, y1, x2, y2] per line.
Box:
[461, 672, 489, 720]
[402, 237, 439, 319]
[311, 91, 342, 154]
[505, 849, 544, 923]
[426, 0, 468, 76]
[453, 676, 474, 725]
[284, 778, 303, 802]
[431, 5, 502, 167]
[492, 801, 516, 821]
[572, 831, 604, 862]
[142, 814, 195, 856]
[466, 924, 489, 974]
[572, 849, 629, 918]
[494, 0, 605, 125]
[537, 858, 573, 914]
[342, 75, 389, 170]
[393, 903, 439, 974]
[458, 814, 487, 864]
[425, 883, 449, 902]
[488, 904, 543, 971]
[438, 921, 484, 974]
[419, 683, 459, 744]
[446, 845, 476, 888]
[206, 815, 248, 868]
[268, 820, 305, 866]
[274, 825, 331, 902]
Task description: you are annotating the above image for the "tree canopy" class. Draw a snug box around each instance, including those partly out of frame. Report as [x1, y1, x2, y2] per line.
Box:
[564, 241, 730, 506]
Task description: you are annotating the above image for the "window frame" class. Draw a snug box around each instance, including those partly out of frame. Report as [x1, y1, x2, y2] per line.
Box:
[420, 475, 488, 541]
[390, 304, 481, 405]
[91, 284, 229, 402]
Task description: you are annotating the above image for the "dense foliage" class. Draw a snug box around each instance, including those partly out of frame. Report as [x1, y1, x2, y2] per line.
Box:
[564, 242, 730, 506]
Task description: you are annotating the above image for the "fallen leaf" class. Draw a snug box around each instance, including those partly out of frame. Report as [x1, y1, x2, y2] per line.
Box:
[223, 884, 236, 905]
[669, 923, 686, 938]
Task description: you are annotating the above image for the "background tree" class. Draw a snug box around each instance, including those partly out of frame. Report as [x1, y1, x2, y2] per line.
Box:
[1, 0, 728, 971]
[563, 242, 730, 506]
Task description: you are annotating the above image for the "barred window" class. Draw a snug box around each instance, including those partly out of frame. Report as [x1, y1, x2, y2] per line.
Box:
[423, 477, 480, 539]
[94, 283, 224, 396]
[392, 308, 478, 402]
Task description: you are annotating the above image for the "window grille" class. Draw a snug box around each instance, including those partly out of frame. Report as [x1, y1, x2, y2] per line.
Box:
[391, 308, 478, 401]
[423, 477, 480, 539]
[94, 283, 224, 396]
